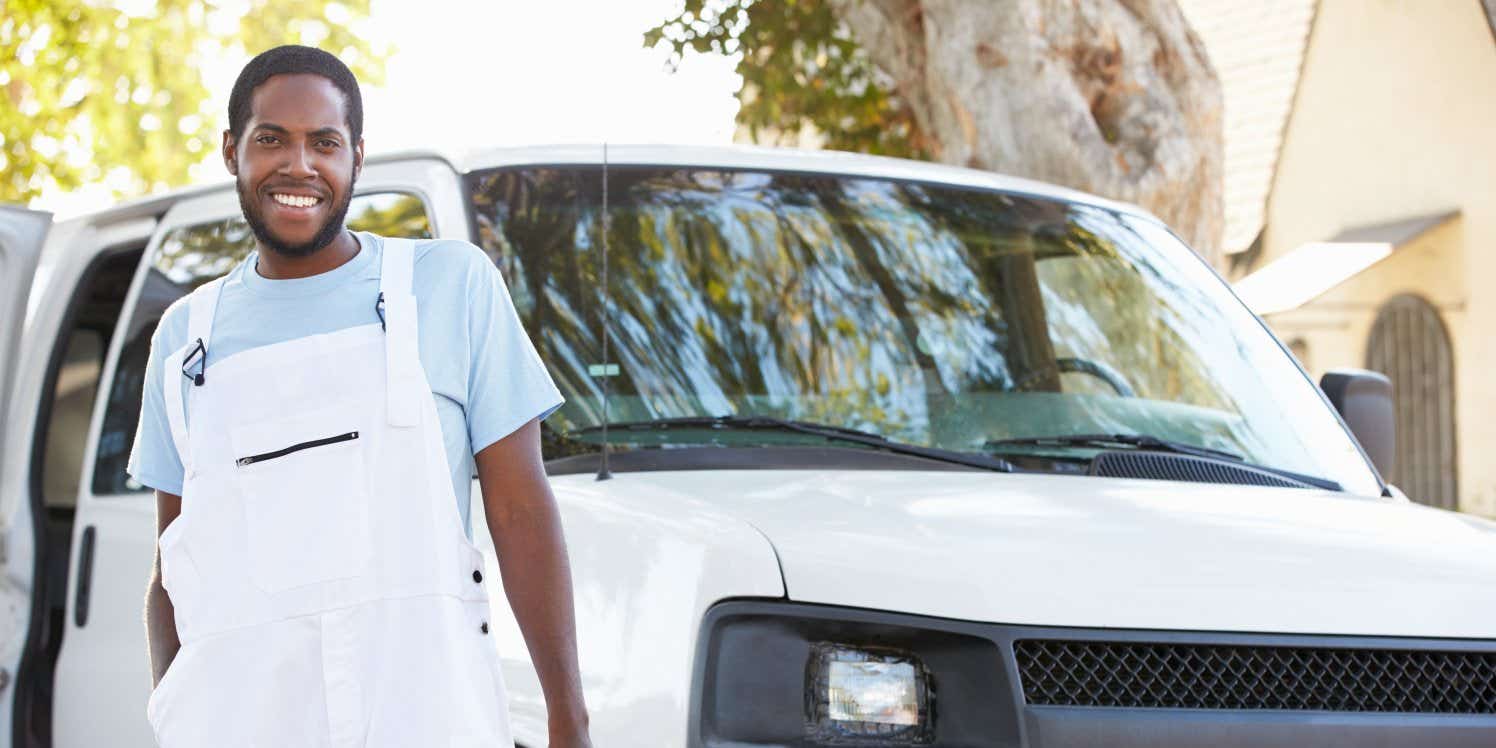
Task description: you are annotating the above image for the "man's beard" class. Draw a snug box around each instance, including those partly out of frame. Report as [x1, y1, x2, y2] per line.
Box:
[237, 174, 355, 259]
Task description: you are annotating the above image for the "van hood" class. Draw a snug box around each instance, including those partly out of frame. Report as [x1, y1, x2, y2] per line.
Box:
[608, 470, 1496, 638]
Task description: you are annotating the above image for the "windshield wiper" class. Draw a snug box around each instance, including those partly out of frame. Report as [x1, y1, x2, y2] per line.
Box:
[983, 433, 1341, 491]
[985, 433, 1243, 462]
[571, 415, 1015, 473]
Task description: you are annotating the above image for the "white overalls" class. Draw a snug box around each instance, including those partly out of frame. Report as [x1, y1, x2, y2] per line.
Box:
[148, 239, 513, 747]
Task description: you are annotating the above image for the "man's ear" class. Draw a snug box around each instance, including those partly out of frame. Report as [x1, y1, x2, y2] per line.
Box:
[221, 130, 239, 176]
[352, 137, 364, 181]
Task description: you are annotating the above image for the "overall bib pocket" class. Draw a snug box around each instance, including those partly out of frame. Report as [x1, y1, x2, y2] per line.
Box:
[230, 402, 374, 593]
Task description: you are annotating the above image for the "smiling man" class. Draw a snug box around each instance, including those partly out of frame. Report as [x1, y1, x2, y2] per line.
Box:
[129, 45, 591, 747]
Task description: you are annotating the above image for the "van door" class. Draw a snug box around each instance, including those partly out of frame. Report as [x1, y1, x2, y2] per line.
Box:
[4, 211, 158, 748]
[49, 157, 462, 747]
[0, 207, 50, 459]
[0, 207, 49, 738]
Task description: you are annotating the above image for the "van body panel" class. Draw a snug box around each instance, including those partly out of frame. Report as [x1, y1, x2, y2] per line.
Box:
[0, 206, 50, 743]
[476, 473, 785, 747]
[597, 469, 1496, 639]
[0, 207, 51, 505]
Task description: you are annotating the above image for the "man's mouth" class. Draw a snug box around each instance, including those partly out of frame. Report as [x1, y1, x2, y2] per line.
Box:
[270, 192, 323, 209]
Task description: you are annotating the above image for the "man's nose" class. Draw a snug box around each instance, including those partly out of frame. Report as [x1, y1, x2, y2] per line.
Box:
[280, 142, 317, 179]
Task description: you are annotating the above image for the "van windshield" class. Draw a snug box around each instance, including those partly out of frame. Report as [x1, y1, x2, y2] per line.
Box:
[468, 166, 1381, 495]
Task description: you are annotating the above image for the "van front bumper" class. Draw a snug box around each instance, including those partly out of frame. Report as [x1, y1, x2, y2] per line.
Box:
[688, 600, 1496, 747]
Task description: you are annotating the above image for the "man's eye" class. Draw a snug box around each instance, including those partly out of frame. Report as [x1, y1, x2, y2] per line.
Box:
[255, 135, 278, 145]
[317, 139, 339, 149]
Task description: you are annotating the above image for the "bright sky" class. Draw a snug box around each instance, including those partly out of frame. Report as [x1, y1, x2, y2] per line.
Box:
[36, 0, 742, 217]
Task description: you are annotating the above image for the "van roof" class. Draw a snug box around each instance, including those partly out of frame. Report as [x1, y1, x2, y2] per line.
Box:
[76, 143, 1158, 225]
[455, 143, 1155, 221]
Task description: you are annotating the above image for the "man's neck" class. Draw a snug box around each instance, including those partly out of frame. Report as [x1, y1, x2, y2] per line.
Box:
[254, 229, 360, 280]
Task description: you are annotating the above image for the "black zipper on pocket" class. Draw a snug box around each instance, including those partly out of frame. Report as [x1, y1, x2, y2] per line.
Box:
[236, 431, 359, 467]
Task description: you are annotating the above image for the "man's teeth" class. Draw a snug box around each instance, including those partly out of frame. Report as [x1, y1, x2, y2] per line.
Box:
[272, 193, 321, 208]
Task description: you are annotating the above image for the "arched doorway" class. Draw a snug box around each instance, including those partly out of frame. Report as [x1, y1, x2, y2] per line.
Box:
[1365, 294, 1458, 509]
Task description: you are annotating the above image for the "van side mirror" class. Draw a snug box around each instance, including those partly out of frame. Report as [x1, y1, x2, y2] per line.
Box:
[1319, 369, 1395, 477]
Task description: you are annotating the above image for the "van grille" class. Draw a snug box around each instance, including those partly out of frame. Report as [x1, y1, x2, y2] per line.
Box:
[1015, 639, 1496, 713]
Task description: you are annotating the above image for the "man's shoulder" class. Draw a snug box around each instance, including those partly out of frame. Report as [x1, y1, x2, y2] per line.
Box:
[377, 233, 494, 288]
[153, 275, 227, 354]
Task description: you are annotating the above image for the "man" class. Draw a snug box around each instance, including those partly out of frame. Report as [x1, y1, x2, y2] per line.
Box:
[129, 45, 591, 747]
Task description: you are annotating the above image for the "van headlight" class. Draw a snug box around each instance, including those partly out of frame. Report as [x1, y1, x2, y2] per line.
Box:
[806, 643, 934, 742]
[692, 602, 1014, 746]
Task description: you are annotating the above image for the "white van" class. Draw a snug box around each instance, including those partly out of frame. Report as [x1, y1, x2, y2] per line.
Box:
[2, 145, 1494, 747]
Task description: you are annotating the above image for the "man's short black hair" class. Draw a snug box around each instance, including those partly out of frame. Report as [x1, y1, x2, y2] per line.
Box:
[227, 45, 363, 143]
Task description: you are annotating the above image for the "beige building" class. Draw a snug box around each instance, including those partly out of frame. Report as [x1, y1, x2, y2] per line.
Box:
[1210, 0, 1496, 516]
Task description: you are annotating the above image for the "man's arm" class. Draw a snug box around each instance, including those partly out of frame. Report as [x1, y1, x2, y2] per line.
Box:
[475, 417, 591, 747]
[145, 489, 183, 688]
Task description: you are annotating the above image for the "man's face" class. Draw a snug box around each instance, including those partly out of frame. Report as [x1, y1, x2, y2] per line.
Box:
[223, 73, 363, 258]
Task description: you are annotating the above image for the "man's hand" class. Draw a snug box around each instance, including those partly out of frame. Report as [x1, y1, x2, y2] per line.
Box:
[475, 417, 591, 745]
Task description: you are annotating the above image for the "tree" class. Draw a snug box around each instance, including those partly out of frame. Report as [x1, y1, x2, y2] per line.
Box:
[646, 0, 1224, 261]
[1, 0, 387, 205]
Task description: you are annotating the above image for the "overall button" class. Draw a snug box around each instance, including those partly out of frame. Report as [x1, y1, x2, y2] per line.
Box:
[472, 569, 483, 583]
[480, 621, 490, 635]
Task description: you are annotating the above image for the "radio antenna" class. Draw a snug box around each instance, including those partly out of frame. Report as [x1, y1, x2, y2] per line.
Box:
[595, 143, 614, 482]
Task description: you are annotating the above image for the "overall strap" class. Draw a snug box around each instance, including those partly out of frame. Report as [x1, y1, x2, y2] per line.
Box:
[379, 237, 421, 427]
[186, 275, 225, 366]
[163, 344, 192, 476]
[162, 274, 227, 477]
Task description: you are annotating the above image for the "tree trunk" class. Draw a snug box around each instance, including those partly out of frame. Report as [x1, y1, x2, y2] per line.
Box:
[829, 0, 1224, 262]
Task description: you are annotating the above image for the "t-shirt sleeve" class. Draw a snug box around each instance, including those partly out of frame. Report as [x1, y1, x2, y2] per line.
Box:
[125, 320, 186, 495]
[464, 246, 565, 455]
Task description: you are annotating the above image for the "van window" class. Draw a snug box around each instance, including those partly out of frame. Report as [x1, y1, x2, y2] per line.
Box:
[467, 167, 1382, 495]
[42, 329, 104, 507]
[91, 192, 432, 495]
[38, 246, 143, 509]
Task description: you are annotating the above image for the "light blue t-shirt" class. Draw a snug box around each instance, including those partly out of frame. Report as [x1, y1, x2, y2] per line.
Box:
[126, 231, 564, 538]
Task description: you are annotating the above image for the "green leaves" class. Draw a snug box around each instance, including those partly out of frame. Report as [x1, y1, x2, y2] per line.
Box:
[644, 0, 928, 159]
[2, 0, 387, 205]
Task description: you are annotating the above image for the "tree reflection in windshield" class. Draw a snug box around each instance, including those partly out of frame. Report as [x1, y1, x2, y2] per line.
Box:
[468, 165, 1378, 493]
